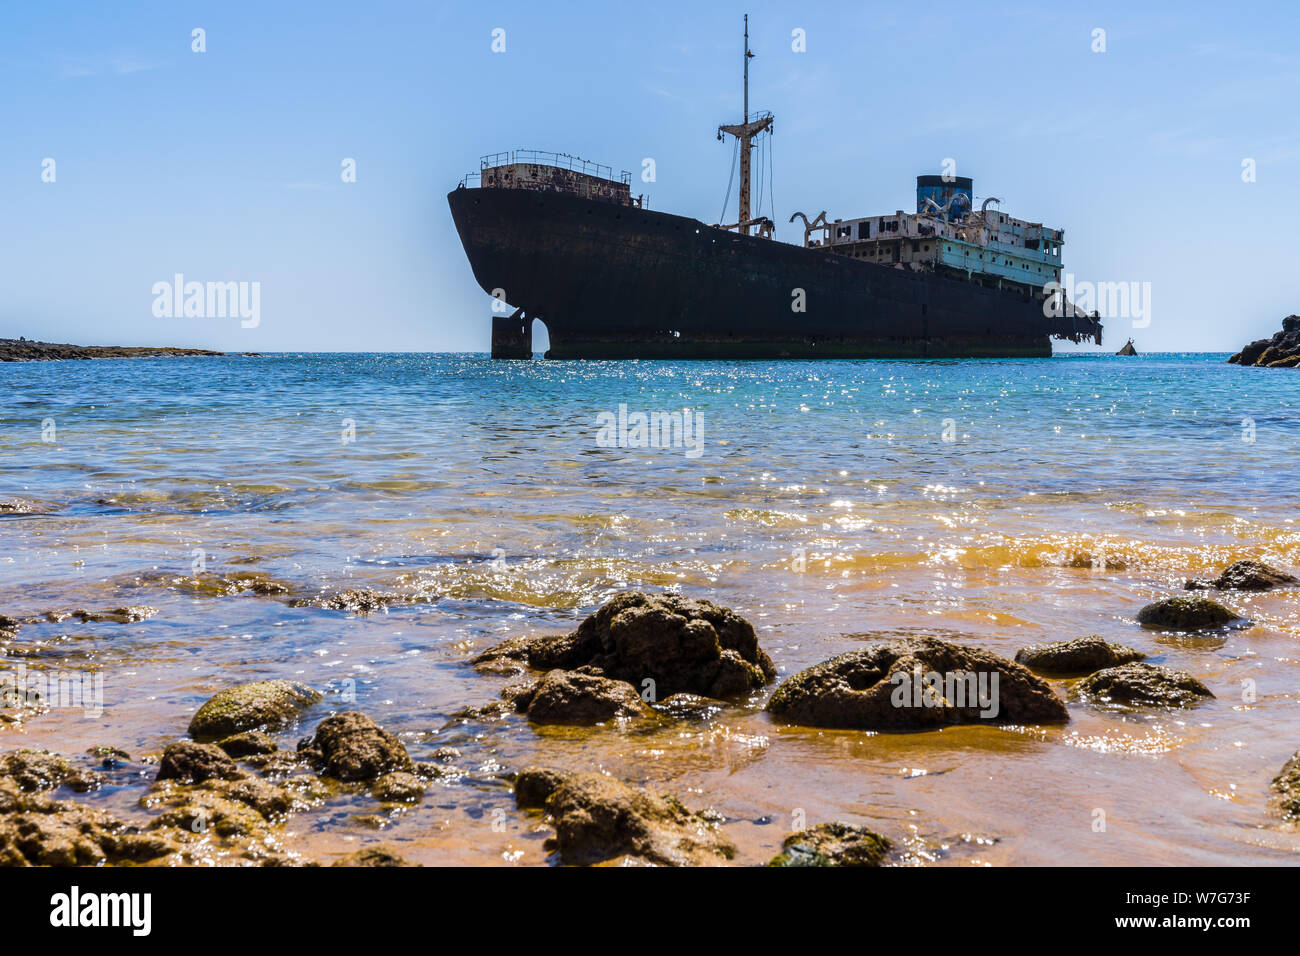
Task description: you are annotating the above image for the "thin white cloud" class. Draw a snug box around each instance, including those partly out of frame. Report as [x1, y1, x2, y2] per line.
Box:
[58, 55, 160, 79]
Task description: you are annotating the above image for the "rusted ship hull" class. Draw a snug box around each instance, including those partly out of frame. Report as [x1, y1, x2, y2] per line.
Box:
[447, 186, 1102, 359]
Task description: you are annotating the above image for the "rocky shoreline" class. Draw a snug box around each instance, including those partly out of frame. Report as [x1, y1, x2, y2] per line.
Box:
[1228, 315, 1300, 367]
[2, 559, 1297, 867]
[0, 338, 228, 362]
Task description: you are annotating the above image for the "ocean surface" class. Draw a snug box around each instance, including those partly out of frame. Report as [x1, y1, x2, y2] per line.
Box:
[2, 352, 1298, 865]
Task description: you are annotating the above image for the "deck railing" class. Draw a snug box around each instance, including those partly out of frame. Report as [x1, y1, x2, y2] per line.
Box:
[479, 149, 632, 185]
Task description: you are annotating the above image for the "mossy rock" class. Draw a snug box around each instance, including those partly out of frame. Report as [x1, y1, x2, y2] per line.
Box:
[1271, 752, 1300, 823]
[332, 845, 417, 866]
[1074, 662, 1213, 708]
[511, 669, 654, 725]
[0, 749, 104, 792]
[0, 779, 177, 866]
[769, 822, 890, 867]
[149, 791, 268, 839]
[1136, 596, 1240, 631]
[473, 591, 775, 699]
[513, 767, 734, 866]
[188, 680, 321, 740]
[371, 771, 424, 803]
[1184, 560, 1298, 592]
[766, 637, 1068, 730]
[299, 712, 413, 782]
[155, 741, 240, 784]
[215, 731, 277, 758]
[1014, 636, 1145, 676]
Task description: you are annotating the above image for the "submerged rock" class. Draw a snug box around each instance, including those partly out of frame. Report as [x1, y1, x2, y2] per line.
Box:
[246, 747, 313, 777]
[510, 669, 653, 725]
[188, 680, 322, 740]
[299, 712, 413, 781]
[215, 731, 278, 758]
[1271, 752, 1300, 823]
[1136, 596, 1240, 631]
[1066, 551, 1127, 571]
[513, 767, 734, 866]
[146, 764, 312, 823]
[155, 741, 241, 784]
[133, 570, 294, 598]
[86, 745, 131, 769]
[0, 749, 104, 793]
[1014, 636, 1146, 676]
[1074, 662, 1214, 708]
[768, 822, 891, 867]
[653, 693, 723, 721]
[371, 771, 424, 803]
[204, 776, 303, 819]
[148, 788, 269, 838]
[293, 589, 402, 614]
[1184, 560, 1298, 593]
[473, 591, 776, 699]
[70, 606, 158, 624]
[0, 499, 49, 516]
[766, 637, 1068, 730]
[331, 845, 416, 866]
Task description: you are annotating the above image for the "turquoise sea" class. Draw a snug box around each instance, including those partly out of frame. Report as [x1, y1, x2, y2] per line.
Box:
[1, 352, 1298, 864]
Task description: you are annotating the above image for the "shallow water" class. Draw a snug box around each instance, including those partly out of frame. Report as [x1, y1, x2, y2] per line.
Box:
[2, 352, 1298, 865]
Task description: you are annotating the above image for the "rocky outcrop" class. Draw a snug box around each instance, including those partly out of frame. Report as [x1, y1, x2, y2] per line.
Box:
[472, 591, 776, 699]
[298, 712, 414, 782]
[187, 680, 321, 740]
[0, 338, 225, 362]
[1228, 315, 1300, 367]
[513, 767, 734, 866]
[0, 779, 179, 866]
[768, 822, 891, 867]
[1184, 560, 1297, 593]
[0, 750, 104, 793]
[1136, 596, 1240, 631]
[765, 637, 1068, 730]
[1014, 636, 1146, 676]
[1074, 662, 1214, 708]
[1, 742, 314, 865]
[508, 669, 653, 725]
[148, 788, 272, 838]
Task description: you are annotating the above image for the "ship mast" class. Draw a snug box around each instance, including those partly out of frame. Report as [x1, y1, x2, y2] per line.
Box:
[718, 14, 773, 236]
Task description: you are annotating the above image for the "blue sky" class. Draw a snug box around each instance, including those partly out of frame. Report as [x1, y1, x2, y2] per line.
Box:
[2, 0, 1298, 352]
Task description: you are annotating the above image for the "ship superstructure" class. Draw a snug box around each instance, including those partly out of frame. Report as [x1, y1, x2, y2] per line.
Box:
[799, 176, 1067, 296]
[447, 19, 1102, 359]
